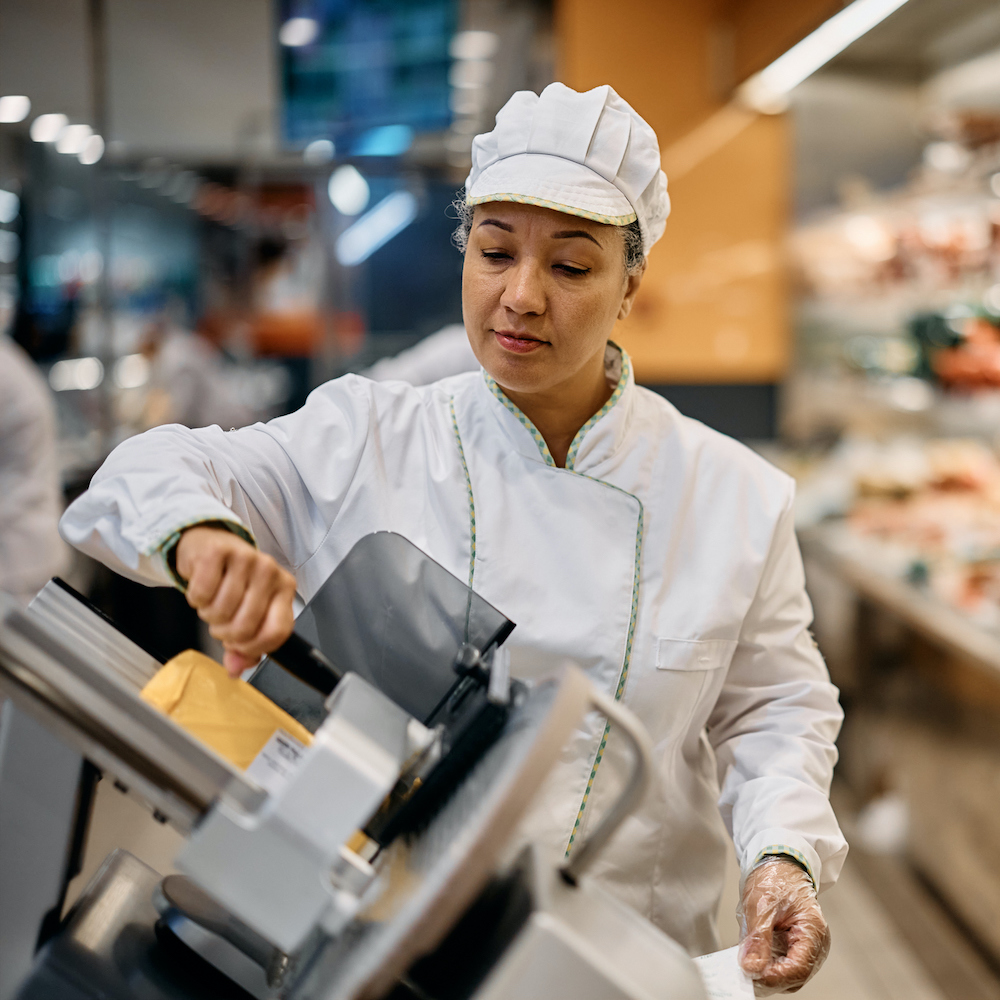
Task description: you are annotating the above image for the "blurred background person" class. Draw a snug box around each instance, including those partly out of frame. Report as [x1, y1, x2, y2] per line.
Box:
[138, 310, 254, 431]
[0, 332, 67, 605]
[363, 321, 477, 384]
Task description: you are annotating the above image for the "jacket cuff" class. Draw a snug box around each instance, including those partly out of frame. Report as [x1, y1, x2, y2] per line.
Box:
[157, 518, 256, 591]
[741, 829, 821, 894]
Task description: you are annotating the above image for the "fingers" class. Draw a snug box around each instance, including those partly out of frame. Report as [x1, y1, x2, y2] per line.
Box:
[213, 567, 296, 668]
[184, 548, 226, 608]
[223, 648, 258, 678]
[753, 912, 830, 991]
[174, 524, 297, 673]
[738, 924, 775, 978]
[738, 859, 830, 994]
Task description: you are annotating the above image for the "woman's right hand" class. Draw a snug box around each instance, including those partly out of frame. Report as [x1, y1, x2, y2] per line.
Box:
[175, 525, 297, 677]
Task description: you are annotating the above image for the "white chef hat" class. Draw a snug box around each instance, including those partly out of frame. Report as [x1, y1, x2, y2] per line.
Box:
[465, 83, 670, 256]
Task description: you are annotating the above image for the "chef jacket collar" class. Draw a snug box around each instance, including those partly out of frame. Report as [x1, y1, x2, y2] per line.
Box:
[478, 342, 635, 473]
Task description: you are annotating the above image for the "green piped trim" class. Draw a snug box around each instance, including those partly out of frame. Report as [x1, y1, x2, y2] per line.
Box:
[449, 396, 477, 591]
[467, 192, 637, 227]
[157, 518, 256, 592]
[483, 344, 630, 471]
[564, 483, 644, 859]
[483, 372, 557, 467]
[753, 845, 818, 893]
[565, 346, 630, 471]
[481, 344, 642, 859]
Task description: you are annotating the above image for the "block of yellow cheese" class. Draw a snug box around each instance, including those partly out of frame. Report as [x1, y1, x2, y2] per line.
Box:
[141, 649, 312, 770]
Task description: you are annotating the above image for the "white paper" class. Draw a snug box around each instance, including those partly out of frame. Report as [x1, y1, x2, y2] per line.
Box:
[244, 728, 307, 795]
[694, 945, 755, 1000]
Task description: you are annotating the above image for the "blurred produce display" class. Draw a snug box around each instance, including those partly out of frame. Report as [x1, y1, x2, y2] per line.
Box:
[780, 435, 1000, 631]
[789, 115, 1000, 398]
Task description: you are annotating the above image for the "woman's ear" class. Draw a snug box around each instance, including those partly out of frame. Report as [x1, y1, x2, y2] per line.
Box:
[618, 260, 647, 321]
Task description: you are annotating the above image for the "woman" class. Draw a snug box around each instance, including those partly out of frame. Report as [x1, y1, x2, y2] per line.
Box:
[61, 83, 845, 993]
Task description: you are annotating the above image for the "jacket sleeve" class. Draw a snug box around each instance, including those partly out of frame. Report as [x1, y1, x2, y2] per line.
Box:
[706, 494, 848, 892]
[59, 377, 375, 588]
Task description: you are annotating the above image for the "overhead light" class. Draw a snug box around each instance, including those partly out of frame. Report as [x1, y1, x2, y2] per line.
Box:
[78, 133, 104, 165]
[924, 141, 969, 173]
[279, 17, 319, 47]
[30, 113, 68, 143]
[352, 124, 413, 157]
[737, 0, 911, 113]
[0, 189, 19, 224]
[56, 123, 92, 155]
[304, 138, 335, 164]
[449, 30, 499, 61]
[0, 95, 31, 123]
[113, 353, 150, 389]
[49, 357, 104, 392]
[844, 214, 896, 261]
[0, 230, 18, 264]
[336, 191, 418, 266]
[328, 165, 370, 216]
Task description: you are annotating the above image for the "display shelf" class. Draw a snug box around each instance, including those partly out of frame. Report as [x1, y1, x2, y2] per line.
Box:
[799, 523, 1000, 678]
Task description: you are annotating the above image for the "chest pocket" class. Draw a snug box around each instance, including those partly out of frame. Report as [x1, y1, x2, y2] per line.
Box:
[649, 637, 739, 740]
[656, 637, 738, 672]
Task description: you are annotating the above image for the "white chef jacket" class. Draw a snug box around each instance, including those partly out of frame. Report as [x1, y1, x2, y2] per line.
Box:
[60, 345, 847, 954]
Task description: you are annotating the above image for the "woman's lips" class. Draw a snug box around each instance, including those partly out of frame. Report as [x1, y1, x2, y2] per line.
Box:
[494, 331, 546, 354]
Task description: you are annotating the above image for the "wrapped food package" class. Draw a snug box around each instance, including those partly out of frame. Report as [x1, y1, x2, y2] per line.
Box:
[141, 649, 312, 771]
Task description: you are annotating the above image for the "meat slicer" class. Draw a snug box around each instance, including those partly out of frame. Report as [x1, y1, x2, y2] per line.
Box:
[0, 532, 707, 1000]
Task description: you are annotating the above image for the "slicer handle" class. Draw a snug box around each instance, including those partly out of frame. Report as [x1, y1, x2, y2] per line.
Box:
[560, 687, 654, 885]
[268, 632, 342, 696]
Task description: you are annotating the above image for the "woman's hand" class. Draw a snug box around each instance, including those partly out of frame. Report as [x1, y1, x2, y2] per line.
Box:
[175, 525, 297, 677]
[738, 857, 831, 994]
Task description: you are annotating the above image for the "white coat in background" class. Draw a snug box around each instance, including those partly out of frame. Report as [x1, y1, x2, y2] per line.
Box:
[363, 323, 478, 385]
[146, 326, 254, 431]
[0, 336, 67, 604]
[60, 347, 848, 954]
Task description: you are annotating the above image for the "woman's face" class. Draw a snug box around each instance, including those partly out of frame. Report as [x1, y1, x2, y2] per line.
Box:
[462, 202, 644, 396]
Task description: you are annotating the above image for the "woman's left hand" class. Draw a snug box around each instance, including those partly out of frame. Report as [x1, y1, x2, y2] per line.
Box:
[737, 857, 831, 994]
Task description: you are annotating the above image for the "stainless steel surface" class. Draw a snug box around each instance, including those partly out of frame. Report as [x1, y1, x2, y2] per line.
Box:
[177, 672, 422, 954]
[27, 584, 161, 690]
[62, 850, 162, 957]
[15, 849, 210, 1000]
[0, 702, 83, 1000]
[0, 587, 265, 833]
[156, 875, 281, 977]
[290, 665, 597, 1000]
[559, 686, 654, 885]
[474, 847, 707, 1000]
[162, 915, 275, 999]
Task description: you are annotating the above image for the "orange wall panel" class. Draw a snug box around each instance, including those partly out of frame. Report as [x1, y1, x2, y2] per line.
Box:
[619, 114, 791, 382]
[555, 0, 801, 383]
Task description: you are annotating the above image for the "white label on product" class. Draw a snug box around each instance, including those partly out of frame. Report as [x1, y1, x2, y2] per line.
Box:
[245, 729, 307, 795]
[694, 946, 755, 1000]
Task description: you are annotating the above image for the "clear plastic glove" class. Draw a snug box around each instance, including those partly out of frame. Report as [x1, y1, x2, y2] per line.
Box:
[737, 857, 831, 995]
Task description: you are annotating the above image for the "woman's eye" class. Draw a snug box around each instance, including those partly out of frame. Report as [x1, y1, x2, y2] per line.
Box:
[556, 264, 590, 276]
[481, 250, 511, 262]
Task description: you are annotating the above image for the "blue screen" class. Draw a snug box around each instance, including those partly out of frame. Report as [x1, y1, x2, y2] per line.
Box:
[281, 0, 457, 150]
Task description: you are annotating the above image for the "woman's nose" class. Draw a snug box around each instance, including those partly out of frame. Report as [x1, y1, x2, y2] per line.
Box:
[500, 259, 546, 315]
